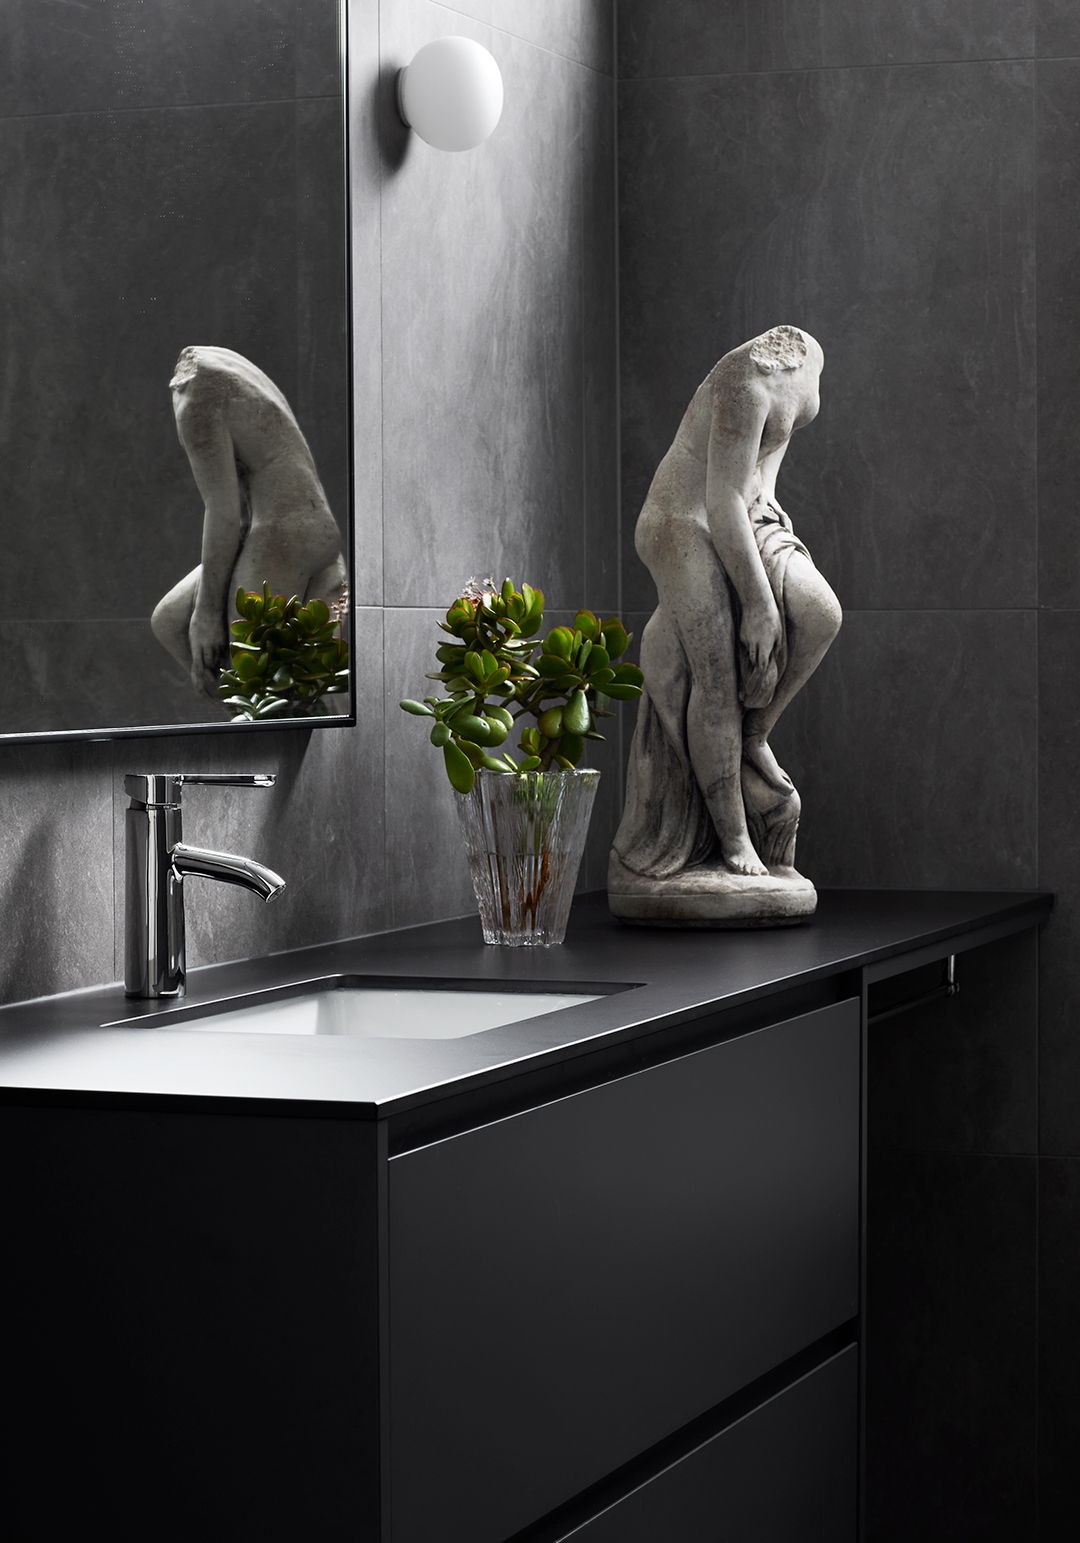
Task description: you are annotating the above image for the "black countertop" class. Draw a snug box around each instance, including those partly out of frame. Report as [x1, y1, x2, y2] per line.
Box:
[0, 890, 1050, 1121]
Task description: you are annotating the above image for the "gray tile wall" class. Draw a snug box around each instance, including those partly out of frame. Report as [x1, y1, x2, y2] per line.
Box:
[616, 1, 1074, 1533]
[0, 0, 618, 996]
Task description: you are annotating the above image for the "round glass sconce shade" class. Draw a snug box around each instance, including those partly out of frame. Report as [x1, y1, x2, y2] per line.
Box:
[397, 37, 504, 152]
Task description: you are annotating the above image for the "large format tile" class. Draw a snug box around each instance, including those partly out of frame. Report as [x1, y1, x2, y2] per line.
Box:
[582, 68, 621, 620]
[0, 741, 114, 1004]
[0, 0, 340, 117]
[770, 609, 1038, 891]
[109, 610, 386, 980]
[616, 0, 1032, 79]
[866, 1150, 1037, 1542]
[617, 0, 747, 82]
[869, 930, 1038, 1157]
[1037, 0, 1080, 57]
[1039, 1157, 1080, 1538]
[349, 0, 384, 606]
[1036, 60, 1080, 608]
[618, 63, 1036, 614]
[1036, 610, 1080, 1155]
[383, 608, 477, 928]
[746, 1, 1033, 73]
[380, 13, 586, 611]
[449, 0, 614, 75]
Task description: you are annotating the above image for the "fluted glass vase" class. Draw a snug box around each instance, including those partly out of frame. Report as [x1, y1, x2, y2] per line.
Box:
[455, 769, 599, 946]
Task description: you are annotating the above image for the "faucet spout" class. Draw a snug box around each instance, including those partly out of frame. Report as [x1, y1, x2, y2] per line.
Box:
[171, 843, 286, 902]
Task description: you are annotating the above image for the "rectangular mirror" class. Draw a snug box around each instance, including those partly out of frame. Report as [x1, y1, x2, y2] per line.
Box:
[0, 0, 352, 741]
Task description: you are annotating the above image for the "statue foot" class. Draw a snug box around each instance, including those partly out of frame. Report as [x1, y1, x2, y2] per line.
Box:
[719, 838, 769, 878]
[741, 733, 794, 795]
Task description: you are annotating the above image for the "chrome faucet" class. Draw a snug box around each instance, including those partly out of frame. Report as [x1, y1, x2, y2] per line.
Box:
[124, 773, 287, 999]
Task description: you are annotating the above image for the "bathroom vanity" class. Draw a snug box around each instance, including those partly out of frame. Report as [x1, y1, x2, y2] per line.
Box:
[0, 889, 1048, 1541]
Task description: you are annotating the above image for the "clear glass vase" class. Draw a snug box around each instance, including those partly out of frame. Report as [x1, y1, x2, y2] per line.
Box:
[455, 769, 599, 946]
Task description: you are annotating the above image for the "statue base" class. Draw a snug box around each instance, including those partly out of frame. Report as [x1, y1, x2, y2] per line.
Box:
[607, 849, 817, 929]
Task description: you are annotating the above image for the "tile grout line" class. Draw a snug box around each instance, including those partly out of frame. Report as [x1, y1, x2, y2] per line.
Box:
[618, 51, 1057, 89]
[0, 93, 342, 125]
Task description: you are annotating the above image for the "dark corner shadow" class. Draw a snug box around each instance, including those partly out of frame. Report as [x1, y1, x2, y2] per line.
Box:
[376, 59, 412, 175]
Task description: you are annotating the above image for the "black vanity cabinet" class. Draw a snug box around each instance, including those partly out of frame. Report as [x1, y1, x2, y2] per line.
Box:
[388, 1000, 860, 1543]
[0, 890, 1049, 1541]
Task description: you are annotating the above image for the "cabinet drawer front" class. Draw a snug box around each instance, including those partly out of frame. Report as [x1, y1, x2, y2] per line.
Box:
[389, 998, 859, 1543]
[562, 1346, 858, 1543]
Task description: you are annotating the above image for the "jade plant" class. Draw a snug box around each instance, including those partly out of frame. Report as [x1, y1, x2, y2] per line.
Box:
[217, 583, 350, 721]
[399, 577, 644, 793]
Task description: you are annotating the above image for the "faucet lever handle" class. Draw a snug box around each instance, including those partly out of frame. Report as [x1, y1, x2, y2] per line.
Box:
[124, 773, 276, 806]
[179, 774, 276, 789]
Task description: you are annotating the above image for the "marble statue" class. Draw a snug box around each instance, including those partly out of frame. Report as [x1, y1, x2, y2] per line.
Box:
[608, 325, 841, 926]
[152, 346, 347, 708]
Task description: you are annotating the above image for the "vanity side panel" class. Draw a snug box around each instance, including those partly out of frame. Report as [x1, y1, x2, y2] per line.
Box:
[558, 1345, 858, 1542]
[0, 1104, 380, 1542]
[388, 999, 860, 1543]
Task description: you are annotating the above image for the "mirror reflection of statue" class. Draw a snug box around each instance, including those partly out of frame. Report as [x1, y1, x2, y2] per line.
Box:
[608, 326, 842, 926]
[152, 346, 348, 709]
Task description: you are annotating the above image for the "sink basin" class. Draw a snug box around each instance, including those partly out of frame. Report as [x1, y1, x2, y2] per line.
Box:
[154, 986, 604, 1040]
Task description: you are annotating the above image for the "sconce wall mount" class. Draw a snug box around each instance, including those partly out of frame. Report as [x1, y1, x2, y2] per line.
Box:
[396, 36, 504, 152]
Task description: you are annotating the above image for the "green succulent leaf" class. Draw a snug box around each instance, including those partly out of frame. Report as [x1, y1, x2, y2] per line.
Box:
[452, 713, 491, 744]
[537, 705, 564, 738]
[611, 663, 645, 686]
[456, 738, 487, 769]
[563, 689, 590, 736]
[234, 654, 262, 682]
[400, 699, 435, 716]
[545, 626, 574, 660]
[535, 654, 569, 679]
[559, 732, 584, 765]
[600, 620, 629, 658]
[574, 609, 600, 643]
[443, 741, 476, 793]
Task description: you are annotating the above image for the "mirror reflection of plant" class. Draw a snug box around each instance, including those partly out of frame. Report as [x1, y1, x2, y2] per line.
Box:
[399, 577, 643, 793]
[218, 583, 349, 721]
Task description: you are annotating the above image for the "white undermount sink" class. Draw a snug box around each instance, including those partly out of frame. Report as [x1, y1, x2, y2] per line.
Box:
[165, 987, 604, 1040]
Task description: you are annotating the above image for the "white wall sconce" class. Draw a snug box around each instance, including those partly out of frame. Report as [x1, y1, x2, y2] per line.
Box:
[396, 37, 504, 152]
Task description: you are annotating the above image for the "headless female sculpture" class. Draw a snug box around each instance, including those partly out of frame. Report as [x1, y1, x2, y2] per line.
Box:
[152, 347, 347, 709]
[609, 326, 842, 925]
